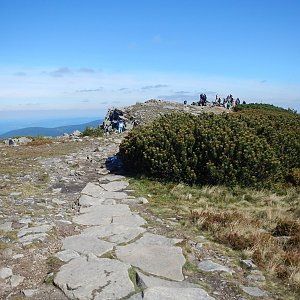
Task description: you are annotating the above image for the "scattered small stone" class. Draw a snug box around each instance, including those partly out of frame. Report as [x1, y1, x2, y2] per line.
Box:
[0, 221, 13, 232]
[241, 286, 267, 297]
[19, 233, 48, 245]
[0, 267, 12, 279]
[241, 259, 257, 270]
[12, 254, 24, 259]
[246, 270, 266, 284]
[22, 289, 38, 297]
[136, 197, 149, 204]
[55, 249, 80, 262]
[10, 192, 22, 197]
[198, 260, 234, 274]
[52, 198, 66, 205]
[17, 224, 53, 238]
[10, 274, 25, 287]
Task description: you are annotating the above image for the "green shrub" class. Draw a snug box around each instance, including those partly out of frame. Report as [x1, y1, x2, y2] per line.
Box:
[82, 126, 103, 137]
[119, 110, 299, 187]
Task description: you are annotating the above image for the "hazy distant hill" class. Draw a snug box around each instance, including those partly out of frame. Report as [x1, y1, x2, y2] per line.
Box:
[0, 119, 102, 139]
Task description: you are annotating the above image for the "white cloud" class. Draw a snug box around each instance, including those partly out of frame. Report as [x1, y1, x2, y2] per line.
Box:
[0, 67, 299, 112]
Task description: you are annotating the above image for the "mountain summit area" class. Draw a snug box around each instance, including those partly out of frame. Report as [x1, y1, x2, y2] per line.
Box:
[0, 100, 299, 300]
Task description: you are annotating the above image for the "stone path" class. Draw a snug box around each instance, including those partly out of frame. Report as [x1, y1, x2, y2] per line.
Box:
[0, 136, 273, 299]
[54, 179, 215, 300]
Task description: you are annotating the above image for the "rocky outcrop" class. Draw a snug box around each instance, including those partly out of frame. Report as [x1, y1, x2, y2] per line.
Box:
[103, 99, 227, 132]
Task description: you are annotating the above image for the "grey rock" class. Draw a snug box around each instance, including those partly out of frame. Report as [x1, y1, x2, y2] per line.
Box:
[143, 287, 215, 300]
[54, 256, 134, 299]
[100, 180, 129, 192]
[17, 137, 32, 145]
[0, 267, 12, 279]
[17, 224, 53, 238]
[137, 271, 198, 289]
[241, 286, 267, 297]
[128, 293, 143, 300]
[138, 197, 149, 204]
[81, 224, 146, 244]
[135, 233, 182, 247]
[81, 182, 128, 199]
[22, 289, 38, 297]
[73, 204, 131, 226]
[62, 234, 115, 256]
[246, 270, 266, 284]
[52, 198, 66, 205]
[116, 233, 185, 281]
[112, 214, 147, 227]
[81, 182, 104, 198]
[78, 194, 116, 206]
[99, 174, 126, 182]
[13, 254, 24, 259]
[198, 260, 234, 274]
[19, 217, 32, 224]
[10, 192, 22, 196]
[0, 221, 13, 232]
[241, 259, 257, 270]
[19, 233, 48, 244]
[10, 274, 25, 287]
[71, 130, 81, 137]
[55, 249, 80, 262]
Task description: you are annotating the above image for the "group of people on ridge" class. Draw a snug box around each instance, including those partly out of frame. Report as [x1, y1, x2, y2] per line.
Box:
[188, 93, 246, 109]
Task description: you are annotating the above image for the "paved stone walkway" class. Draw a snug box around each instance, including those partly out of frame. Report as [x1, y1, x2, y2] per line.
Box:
[54, 178, 215, 299]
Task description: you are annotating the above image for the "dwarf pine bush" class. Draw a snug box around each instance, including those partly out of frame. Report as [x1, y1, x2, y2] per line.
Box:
[119, 108, 300, 188]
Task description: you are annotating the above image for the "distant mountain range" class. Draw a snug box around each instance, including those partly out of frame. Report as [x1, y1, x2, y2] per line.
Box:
[0, 119, 102, 139]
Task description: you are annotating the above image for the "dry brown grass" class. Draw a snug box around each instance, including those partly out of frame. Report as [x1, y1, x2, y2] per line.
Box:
[129, 178, 300, 293]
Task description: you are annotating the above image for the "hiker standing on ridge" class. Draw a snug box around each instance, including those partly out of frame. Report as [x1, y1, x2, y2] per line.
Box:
[118, 120, 124, 134]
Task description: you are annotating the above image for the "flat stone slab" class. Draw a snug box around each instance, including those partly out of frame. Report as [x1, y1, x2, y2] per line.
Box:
[136, 233, 182, 247]
[198, 260, 233, 274]
[54, 256, 134, 300]
[137, 271, 198, 289]
[79, 194, 116, 206]
[63, 234, 115, 256]
[241, 286, 267, 297]
[143, 287, 215, 300]
[55, 249, 80, 262]
[73, 204, 131, 226]
[17, 224, 53, 238]
[81, 182, 105, 197]
[116, 233, 185, 281]
[18, 233, 48, 244]
[112, 214, 147, 227]
[100, 191, 128, 199]
[99, 174, 126, 182]
[81, 182, 127, 199]
[100, 180, 129, 192]
[82, 224, 146, 244]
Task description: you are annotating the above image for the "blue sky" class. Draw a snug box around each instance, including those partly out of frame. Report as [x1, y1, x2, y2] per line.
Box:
[0, 0, 299, 123]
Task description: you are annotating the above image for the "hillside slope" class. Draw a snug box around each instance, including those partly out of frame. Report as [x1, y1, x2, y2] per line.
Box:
[0, 119, 102, 138]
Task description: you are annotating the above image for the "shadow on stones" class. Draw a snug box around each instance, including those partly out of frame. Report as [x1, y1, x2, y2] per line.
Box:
[105, 156, 125, 175]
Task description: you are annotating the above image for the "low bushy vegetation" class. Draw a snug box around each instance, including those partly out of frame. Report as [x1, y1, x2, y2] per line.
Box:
[27, 136, 53, 146]
[82, 126, 103, 137]
[120, 106, 299, 188]
[234, 103, 297, 114]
